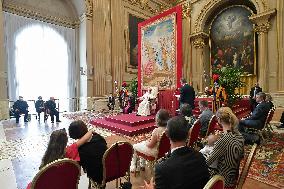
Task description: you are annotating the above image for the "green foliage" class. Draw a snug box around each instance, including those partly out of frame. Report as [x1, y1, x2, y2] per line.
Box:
[213, 66, 246, 106]
[128, 77, 138, 102]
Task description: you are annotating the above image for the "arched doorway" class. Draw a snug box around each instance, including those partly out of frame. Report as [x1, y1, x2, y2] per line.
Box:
[15, 25, 69, 108]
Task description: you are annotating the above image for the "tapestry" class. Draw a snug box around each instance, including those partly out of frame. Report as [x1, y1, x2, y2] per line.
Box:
[138, 6, 182, 95]
[210, 6, 255, 74]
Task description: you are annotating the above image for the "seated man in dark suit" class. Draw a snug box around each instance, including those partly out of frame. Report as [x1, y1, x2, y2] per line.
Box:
[144, 116, 210, 189]
[13, 96, 29, 123]
[238, 92, 271, 132]
[35, 96, 45, 121]
[45, 97, 61, 123]
[180, 78, 195, 110]
[68, 120, 107, 184]
[249, 82, 262, 111]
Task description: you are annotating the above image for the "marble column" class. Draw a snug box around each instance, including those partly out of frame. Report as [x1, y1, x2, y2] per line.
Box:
[277, 0, 284, 91]
[190, 32, 209, 93]
[249, 9, 276, 92]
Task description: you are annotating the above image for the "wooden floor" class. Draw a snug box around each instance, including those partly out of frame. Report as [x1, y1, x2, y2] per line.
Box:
[0, 115, 279, 189]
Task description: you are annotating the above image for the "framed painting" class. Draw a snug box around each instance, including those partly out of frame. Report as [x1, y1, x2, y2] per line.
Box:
[210, 6, 256, 74]
[138, 6, 182, 96]
[128, 14, 145, 69]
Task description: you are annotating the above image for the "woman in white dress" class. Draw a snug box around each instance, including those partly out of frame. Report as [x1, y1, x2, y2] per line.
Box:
[137, 88, 153, 116]
[130, 109, 170, 172]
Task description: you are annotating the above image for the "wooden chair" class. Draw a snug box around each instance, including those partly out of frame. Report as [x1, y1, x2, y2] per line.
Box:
[263, 108, 275, 138]
[205, 115, 219, 137]
[135, 131, 170, 176]
[203, 175, 224, 189]
[235, 143, 258, 189]
[89, 141, 133, 189]
[28, 158, 81, 189]
[187, 119, 202, 147]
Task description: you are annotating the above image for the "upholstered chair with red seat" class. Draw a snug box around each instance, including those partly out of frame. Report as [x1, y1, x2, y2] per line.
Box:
[28, 158, 81, 189]
[135, 131, 170, 176]
[203, 175, 224, 189]
[187, 119, 202, 147]
[89, 141, 133, 189]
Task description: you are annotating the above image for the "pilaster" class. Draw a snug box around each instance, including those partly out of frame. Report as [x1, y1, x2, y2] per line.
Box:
[249, 9, 276, 92]
[190, 31, 209, 93]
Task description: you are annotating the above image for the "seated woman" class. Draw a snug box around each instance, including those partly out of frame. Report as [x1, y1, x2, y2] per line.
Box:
[27, 128, 93, 189]
[69, 120, 107, 184]
[265, 93, 274, 109]
[206, 107, 244, 189]
[180, 103, 196, 128]
[130, 109, 170, 172]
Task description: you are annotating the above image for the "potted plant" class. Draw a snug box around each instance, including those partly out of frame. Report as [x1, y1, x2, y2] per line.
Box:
[212, 66, 246, 107]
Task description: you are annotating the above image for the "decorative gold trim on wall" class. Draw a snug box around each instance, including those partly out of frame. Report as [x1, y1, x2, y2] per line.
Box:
[181, 2, 192, 19]
[3, 3, 80, 29]
[85, 0, 93, 19]
[190, 32, 209, 49]
[123, 0, 170, 15]
[249, 9, 276, 34]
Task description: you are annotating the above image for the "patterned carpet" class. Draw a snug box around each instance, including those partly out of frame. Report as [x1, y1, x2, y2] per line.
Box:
[246, 132, 284, 188]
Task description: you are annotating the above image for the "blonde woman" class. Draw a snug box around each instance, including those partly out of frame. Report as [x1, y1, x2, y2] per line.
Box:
[206, 107, 244, 189]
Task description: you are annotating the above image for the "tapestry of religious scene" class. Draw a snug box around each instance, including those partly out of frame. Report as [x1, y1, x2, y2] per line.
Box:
[138, 6, 182, 95]
[210, 6, 255, 74]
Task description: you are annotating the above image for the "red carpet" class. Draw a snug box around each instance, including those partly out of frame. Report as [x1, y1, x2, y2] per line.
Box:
[90, 113, 157, 136]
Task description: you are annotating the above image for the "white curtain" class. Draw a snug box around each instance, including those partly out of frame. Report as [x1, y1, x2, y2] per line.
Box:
[3, 12, 78, 104]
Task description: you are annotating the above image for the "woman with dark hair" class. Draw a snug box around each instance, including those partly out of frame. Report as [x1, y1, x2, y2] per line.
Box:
[27, 128, 92, 189]
[39, 129, 68, 169]
[69, 120, 107, 184]
[180, 103, 196, 128]
[130, 109, 170, 172]
[206, 107, 244, 189]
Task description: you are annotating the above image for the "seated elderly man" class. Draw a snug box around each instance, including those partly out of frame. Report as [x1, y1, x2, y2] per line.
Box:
[137, 87, 158, 116]
[144, 116, 210, 189]
[13, 96, 29, 123]
[238, 92, 271, 132]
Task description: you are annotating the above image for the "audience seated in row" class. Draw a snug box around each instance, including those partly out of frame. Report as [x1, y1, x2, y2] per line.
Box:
[130, 109, 170, 172]
[144, 116, 210, 189]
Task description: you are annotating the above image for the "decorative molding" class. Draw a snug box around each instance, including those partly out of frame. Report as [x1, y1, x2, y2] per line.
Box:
[194, 0, 270, 33]
[124, 0, 170, 15]
[181, 1, 192, 19]
[190, 32, 209, 49]
[85, 0, 93, 19]
[249, 9, 276, 34]
[2, 3, 80, 29]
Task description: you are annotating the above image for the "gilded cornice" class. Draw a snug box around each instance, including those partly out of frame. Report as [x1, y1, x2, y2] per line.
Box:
[190, 32, 209, 49]
[3, 3, 80, 29]
[124, 0, 170, 15]
[249, 9, 276, 34]
[85, 0, 93, 19]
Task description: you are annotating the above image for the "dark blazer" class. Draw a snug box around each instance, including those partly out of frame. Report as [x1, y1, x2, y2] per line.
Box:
[35, 100, 45, 112]
[242, 101, 271, 129]
[13, 100, 29, 113]
[180, 84, 195, 109]
[155, 147, 209, 189]
[45, 100, 57, 112]
[78, 133, 107, 184]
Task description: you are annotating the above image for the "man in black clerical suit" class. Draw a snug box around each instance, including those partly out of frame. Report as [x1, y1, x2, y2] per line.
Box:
[180, 78, 195, 109]
[144, 116, 209, 189]
[239, 92, 270, 132]
[107, 93, 115, 110]
[13, 96, 29, 123]
[35, 96, 45, 121]
[249, 82, 262, 111]
[45, 97, 61, 123]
